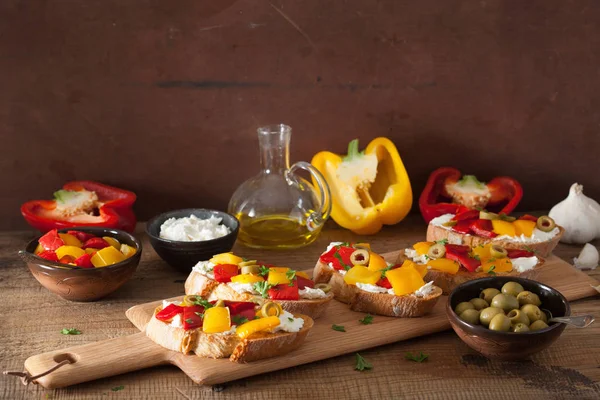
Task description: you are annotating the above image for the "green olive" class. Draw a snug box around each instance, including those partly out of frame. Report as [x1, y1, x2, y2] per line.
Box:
[459, 309, 481, 325]
[427, 244, 446, 259]
[521, 304, 543, 323]
[261, 301, 283, 318]
[488, 314, 511, 332]
[350, 249, 370, 266]
[539, 309, 549, 323]
[491, 293, 519, 312]
[536, 216, 556, 232]
[469, 298, 489, 311]
[479, 307, 505, 327]
[516, 291, 542, 307]
[241, 265, 260, 275]
[490, 245, 508, 259]
[501, 282, 525, 297]
[479, 211, 500, 220]
[315, 283, 332, 293]
[507, 309, 530, 326]
[480, 288, 501, 304]
[455, 302, 475, 315]
[512, 323, 530, 333]
[530, 320, 549, 331]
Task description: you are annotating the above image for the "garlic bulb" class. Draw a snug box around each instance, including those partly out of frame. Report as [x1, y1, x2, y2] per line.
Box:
[573, 243, 598, 270]
[549, 183, 600, 244]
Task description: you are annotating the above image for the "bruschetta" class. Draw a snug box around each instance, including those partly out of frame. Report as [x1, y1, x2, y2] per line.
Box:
[145, 296, 313, 362]
[397, 240, 545, 294]
[184, 252, 333, 319]
[426, 210, 563, 257]
[313, 243, 442, 317]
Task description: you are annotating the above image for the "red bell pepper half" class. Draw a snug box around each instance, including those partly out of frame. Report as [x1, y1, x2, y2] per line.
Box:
[156, 304, 185, 322]
[21, 181, 137, 233]
[319, 245, 355, 271]
[268, 280, 299, 300]
[213, 264, 239, 283]
[419, 167, 522, 223]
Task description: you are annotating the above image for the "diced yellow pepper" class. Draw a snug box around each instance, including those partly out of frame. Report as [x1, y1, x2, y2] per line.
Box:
[231, 274, 265, 284]
[513, 220, 536, 237]
[85, 248, 97, 255]
[426, 258, 460, 275]
[400, 260, 427, 278]
[472, 244, 492, 262]
[236, 316, 280, 339]
[56, 245, 85, 260]
[58, 233, 82, 248]
[103, 236, 121, 250]
[210, 252, 243, 265]
[267, 271, 290, 285]
[268, 267, 289, 273]
[480, 258, 513, 273]
[203, 306, 231, 333]
[367, 252, 388, 272]
[343, 265, 381, 285]
[120, 244, 137, 258]
[34, 243, 44, 255]
[491, 220, 516, 236]
[295, 271, 310, 279]
[385, 265, 425, 296]
[91, 246, 126, 267]
[413, 242, 433, 256]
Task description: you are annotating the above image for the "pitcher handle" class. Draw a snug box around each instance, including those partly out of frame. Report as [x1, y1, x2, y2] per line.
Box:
[288, 161, 332, 229]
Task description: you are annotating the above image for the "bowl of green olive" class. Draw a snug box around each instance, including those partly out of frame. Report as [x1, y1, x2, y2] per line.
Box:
[446, 276, 570, 360]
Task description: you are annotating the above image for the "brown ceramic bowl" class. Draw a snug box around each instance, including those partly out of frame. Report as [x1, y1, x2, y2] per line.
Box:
[19, 227, 142, 302]
[447, 276, 570, 361]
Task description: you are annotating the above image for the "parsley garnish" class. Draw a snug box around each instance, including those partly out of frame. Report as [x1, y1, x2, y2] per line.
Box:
[189, 297, 214, 309]
[332, 324, 346, 332]
[194, 312, 204, 318]
[359, 314, 374, 325]
[472, 254, 481, 261]
[354, 353, 372, 371]
[185, 318, 194, 324]
[286, 269, 296, 286]
[405, 352, 429, 363]
[379, 265, 393, 278]
[111, 385, 125, 392]
[232, 315, 249, 325]
[258, 265, 270, 276]
[487, 265, 496, 275]
[60, 328, 81, 335]
[253, 281, 274, 298]
[435, 239, 448, 245]
[288, 317, 294, 322]
[334, 253, 351, 271]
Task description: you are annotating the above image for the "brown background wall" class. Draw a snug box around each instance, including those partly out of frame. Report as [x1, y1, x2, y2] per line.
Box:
[2, 0, 599, 230]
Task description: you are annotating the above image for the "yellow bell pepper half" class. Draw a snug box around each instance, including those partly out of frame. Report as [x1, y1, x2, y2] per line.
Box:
[311, 138, 412, 235]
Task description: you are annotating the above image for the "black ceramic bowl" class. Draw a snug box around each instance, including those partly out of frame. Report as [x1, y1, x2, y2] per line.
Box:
[146, 208, 239, 272]
[447, 276, 570, 361]
[20, 227, 142, 302]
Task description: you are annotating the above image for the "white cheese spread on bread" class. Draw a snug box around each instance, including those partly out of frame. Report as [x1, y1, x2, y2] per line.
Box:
[299, 287, 328, 299]
[192, 260, 215, 279]
[271, 310, 304, 333]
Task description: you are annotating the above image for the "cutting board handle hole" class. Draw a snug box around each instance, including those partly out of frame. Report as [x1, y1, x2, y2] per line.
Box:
[53, 353, 78, 364]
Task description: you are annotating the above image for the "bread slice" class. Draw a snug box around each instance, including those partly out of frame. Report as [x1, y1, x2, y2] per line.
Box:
[145, 306, 313, 362]
[426, 224, 564, 258]
[394, 250, 545, 294]
[185, 272, 333, 319]
[312, 261, 441, 317]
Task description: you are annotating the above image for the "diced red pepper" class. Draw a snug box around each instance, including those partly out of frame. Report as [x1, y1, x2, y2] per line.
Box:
[67, 230, 96, 243]
[452, 209, 480, 221]
[518, 214, 538, 222]
[82, 237, 110, 250]
[376, 277, 392, 289]
[224, 301, 255, 315]
[38, 229, 65, 251]
[319, 245, 355, 271]
[183, 305, 205, 330]
[469, 219, 498, 238]
[156, 304, 185, 322]
[74, 253, 94, 268]
[268, 280, 299, 300]
[296, 276, 315, 289]
[452, 220, 473, 234]
[445, 244, 470, 253]
[213, 264, 239, 283]
[59, 255, 76, 264]
[38, 250, 59, 262]
[446, 246, 481, 272]
[507, 249, 535, 258]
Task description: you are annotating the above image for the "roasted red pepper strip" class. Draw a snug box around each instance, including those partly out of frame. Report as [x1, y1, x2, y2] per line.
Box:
[296, 276, 315, 289]
[319, 245, 355, 271]
[452, 220, 473, 234]
[268, 280, 299, 300]
[376, 277, 392, 289]
[419, 167, 522, 223]
[183, 305, 204, 330]
[21, 181, 137, 233]
[452, 210, 480, 221]
[224, 301, 255, 315]
[445, 247, 481, 272]
[507, 249, 535, 258]
[469, 220, 498, 238]
[155, 304, 184, 321]
[213, 264, 239, 283]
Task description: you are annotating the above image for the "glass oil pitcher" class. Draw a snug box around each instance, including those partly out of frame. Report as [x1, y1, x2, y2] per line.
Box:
[228, 124, 331, 249]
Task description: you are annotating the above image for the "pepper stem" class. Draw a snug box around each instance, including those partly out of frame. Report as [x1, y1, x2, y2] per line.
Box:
[343, 139, 362, 161]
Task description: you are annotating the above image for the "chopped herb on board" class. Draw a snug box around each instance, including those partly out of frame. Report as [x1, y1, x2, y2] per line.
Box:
[354, 353, 373, 371]
[332, 324, 346, 332]
[111, 385, 125, 392]
[60, 328, 81, 335]
[405, 352, 429, 363]
[359, 314, 374, 325]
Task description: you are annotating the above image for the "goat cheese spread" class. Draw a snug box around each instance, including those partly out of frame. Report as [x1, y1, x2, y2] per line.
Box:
[169, 313, 185, 328]
[511, 256, 539, 273]
[429, 214, 455, 228]
[227, 282, 257, 294]
[272, 310, 305, 333]
[299, 287, 328, 299]
[405, 248, 428, 264]
[192, 260, 216, 279]
[159, 214, 231, 242]
[325, 242, 345, 253]
[414, 281, 435, 297]
[214, 326, 237, 336]
[356, 283, 388, 294]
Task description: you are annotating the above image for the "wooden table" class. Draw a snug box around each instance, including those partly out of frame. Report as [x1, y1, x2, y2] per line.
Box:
[1, 215, 599, 399]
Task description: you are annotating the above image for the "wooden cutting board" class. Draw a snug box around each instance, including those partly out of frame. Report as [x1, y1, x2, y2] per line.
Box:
[23, 252, 599, 388]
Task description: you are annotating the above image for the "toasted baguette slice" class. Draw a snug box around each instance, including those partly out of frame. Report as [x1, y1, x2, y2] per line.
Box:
[426, 224, 564, 258]
[145, 306, 313, 362]
[185, 271, 333, 319]
[312, 261, 441, 317]
[394, 250, 545, 294]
